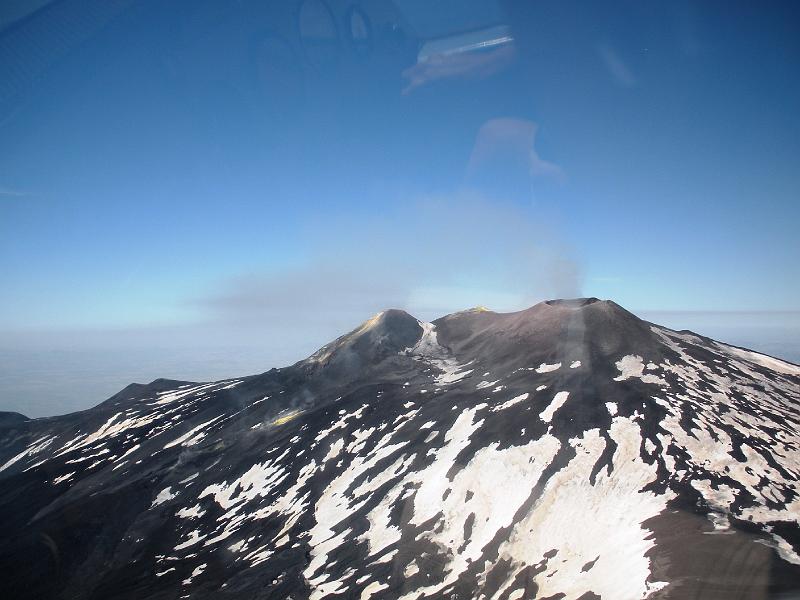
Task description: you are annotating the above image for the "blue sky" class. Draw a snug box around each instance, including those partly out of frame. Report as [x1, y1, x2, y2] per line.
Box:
[1, 1, 798, 415]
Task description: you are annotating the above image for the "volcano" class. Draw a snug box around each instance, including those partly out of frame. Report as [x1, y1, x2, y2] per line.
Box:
[0, 298, 798, 599]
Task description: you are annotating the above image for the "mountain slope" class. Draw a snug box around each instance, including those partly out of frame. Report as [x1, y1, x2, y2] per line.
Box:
[0, 298, 798, 599]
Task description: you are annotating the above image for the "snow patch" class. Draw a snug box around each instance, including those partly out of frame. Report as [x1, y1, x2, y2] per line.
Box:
[540, 391, 570, 423]
[152, 487, 177, 507]
[614, 355, 667, 385]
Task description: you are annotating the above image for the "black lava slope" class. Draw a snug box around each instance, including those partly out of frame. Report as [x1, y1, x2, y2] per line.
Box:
[0, 298, 799, 600]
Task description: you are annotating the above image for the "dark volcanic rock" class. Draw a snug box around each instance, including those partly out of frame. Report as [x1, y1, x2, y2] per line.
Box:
[0, 298, 798, 600]
[0, 411, 28, 427]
